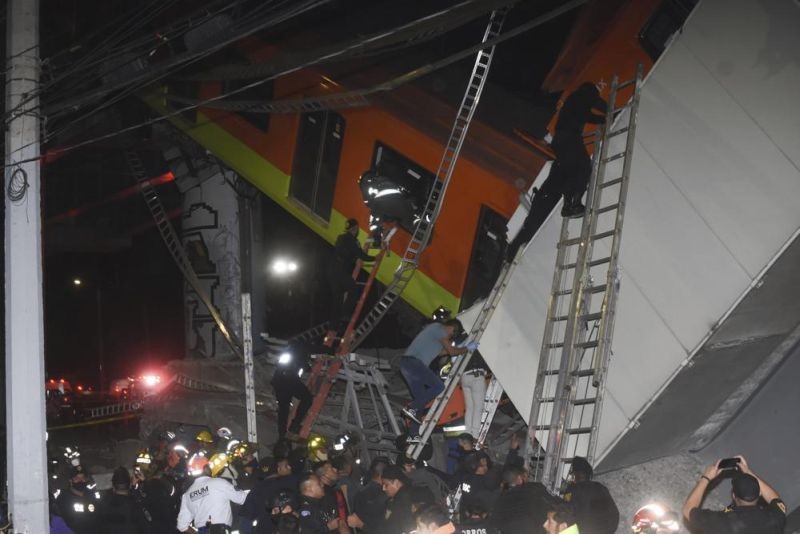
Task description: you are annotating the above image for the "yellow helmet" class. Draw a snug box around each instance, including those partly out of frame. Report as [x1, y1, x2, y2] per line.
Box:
[135, 449, 153, 466]
[307, 434, 328, 462]
[208, 453, 229, 477]
[195, 430, 214, 444]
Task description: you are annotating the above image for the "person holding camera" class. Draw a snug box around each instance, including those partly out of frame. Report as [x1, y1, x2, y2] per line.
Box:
[682, 455, 786, 533]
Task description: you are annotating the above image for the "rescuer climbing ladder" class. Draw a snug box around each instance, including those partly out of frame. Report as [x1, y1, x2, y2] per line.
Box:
[407, 245, 523, 459]
[348, 8, 508, 351]
[526, 65, 644, 493]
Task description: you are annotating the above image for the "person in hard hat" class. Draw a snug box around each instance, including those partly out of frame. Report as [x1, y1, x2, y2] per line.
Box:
[400, 319, 477, 433]
[55, 465, 102, 534]
[326, 218, 376, 327]
[176, 453, 249, 533]
[194, 429, 215, 453]
[132, 452, 180, 534]
[562, 457, 618, 534]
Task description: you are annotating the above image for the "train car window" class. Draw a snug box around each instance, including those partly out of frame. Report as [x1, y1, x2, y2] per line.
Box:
[290, 111, 346, 221]
[222, 79, 274, 132]
[371, 142, 436, 234]
[639, 0, 698, 60]
[461, 206, 508, 311]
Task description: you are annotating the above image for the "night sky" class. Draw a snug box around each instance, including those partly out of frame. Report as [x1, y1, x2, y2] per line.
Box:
[1, 0, 579, 389]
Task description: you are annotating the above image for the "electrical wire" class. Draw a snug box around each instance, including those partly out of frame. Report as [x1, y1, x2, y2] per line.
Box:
[3, 0, 588, 167]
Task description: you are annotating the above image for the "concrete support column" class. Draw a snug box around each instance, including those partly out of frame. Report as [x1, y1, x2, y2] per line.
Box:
[4, 0, 49, 531]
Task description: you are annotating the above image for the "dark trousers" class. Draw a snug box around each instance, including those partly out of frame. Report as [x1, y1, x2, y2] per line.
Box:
[274, 375, 313, 435]
[506, 172, 562, 260]
[327, 268, 358, 324]
[551, 134, 592, 199]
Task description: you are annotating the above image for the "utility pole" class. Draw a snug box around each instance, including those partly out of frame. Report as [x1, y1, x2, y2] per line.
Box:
[4, 0, 49, 531]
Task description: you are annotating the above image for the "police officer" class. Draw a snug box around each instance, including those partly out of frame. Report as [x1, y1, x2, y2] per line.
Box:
[682, 455, 786, 533]
[133, 453, 181, 534]
[380, 465, 415, 534]
[458, 495, 496, 534]
[270, 489, 301, 533]
[55, 465, 102, 533]
[238, 457, 298, 534]
[347, 456, 390, 533]
[562, 456, 618, 534]
[98, 466, 152, 533]
[176, 458, 248, 533]
[297, 473, 340, 533]
[489, 464, 553, 533]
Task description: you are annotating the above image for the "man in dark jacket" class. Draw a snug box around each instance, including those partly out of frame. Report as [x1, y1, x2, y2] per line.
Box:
[238, 458, 299, 534]
[298, 474, 340, 534]
[98, 467, 151, 534]
[381, 465, 416, 534]
[490, 464, 555, 534]
[348, 457, 390, 533]
[505, 82, 608, 261]
[562, 456, 619, 534]
[327, 218, 375, 325]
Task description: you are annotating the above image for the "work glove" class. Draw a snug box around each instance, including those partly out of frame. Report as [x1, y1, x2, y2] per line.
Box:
[466, 341, 479, 352]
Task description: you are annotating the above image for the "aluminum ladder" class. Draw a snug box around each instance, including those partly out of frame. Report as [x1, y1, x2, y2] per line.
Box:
[348, 8, 508, 351]
[297, 228, 397, 438]
[124, 150, 243, 358]
[407, 244, 522, 459]
[525, 65, 644, 492]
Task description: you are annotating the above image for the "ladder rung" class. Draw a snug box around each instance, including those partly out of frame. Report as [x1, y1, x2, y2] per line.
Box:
[560, 236, 583, 247]
[580, 312, 602, 322]
[603, 152, 625, 164]
[572, 397, 597, 406]
[534, 425, 551, 431]
[561, 256, 611, 271]
[552, 315, 568, 322]
[614, 101, 633, 113]
[617, 78, 636, 90]
[596, 203, 620, 214]
[571, 369, 595, 378]
[565, 427, 592, 435]
[546, 342, 564, 349]
[600, 177, 623, 189]
[591, 230, 615, 241]
[607, 126, 629, 138]
[576, 340, 598, 349]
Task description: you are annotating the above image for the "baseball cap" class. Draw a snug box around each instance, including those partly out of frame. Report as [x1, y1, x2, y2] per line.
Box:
[732, 474, 760, 502]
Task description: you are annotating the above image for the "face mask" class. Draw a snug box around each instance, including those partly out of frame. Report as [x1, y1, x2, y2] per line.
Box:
[271, 512, 293, 526]
[72, 481, 88, 492]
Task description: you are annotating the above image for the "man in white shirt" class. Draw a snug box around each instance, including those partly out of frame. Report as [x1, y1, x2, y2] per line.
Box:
[177, 460, 249, 533]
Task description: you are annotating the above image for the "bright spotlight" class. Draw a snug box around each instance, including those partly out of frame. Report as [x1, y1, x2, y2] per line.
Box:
[271, 258, 298, 276]
[73, 278, 82, 286]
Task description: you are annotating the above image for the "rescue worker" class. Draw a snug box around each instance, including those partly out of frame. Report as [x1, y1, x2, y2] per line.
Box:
[194, 429, 216, 456]
[327, 218, 376, 326]
[132, 456, 180, 534]
[380, 465, 415, 534]
[238, 457, 298, 534]
[460, 351, 490, 439]
[682, 455, 786, 533]
[347, 456, 390, 533]
[314, 460, 351, 533]
[297, 473, 340, 533]
[416, 504, 457, 534]
[176, 453, 248, 533]
[271, 341, 315, 437]
[398, 455, 449, 505]
[401, 319, 477, 433]
[562, 457, 618, 534]
[505, 81, 609, 261]
[98, 466, 151, 533]
[55, 465, 102, 534]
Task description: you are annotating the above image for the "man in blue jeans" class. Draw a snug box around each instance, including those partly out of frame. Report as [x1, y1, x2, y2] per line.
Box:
[400, 318, 478, 434]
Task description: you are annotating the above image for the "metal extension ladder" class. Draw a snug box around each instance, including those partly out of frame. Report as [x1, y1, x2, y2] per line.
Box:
[297, 228, 397, 438]
[124, 151, 244, 358]
[348, 8, 508, 351]
[525, 65, 644, 492]
[407, 244, 522, 459]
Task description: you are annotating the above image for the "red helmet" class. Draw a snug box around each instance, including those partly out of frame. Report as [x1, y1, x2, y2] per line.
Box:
[632, 503, 680, 533]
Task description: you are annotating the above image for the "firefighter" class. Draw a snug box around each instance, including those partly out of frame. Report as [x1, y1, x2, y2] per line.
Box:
[176, 453, 248, 533]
